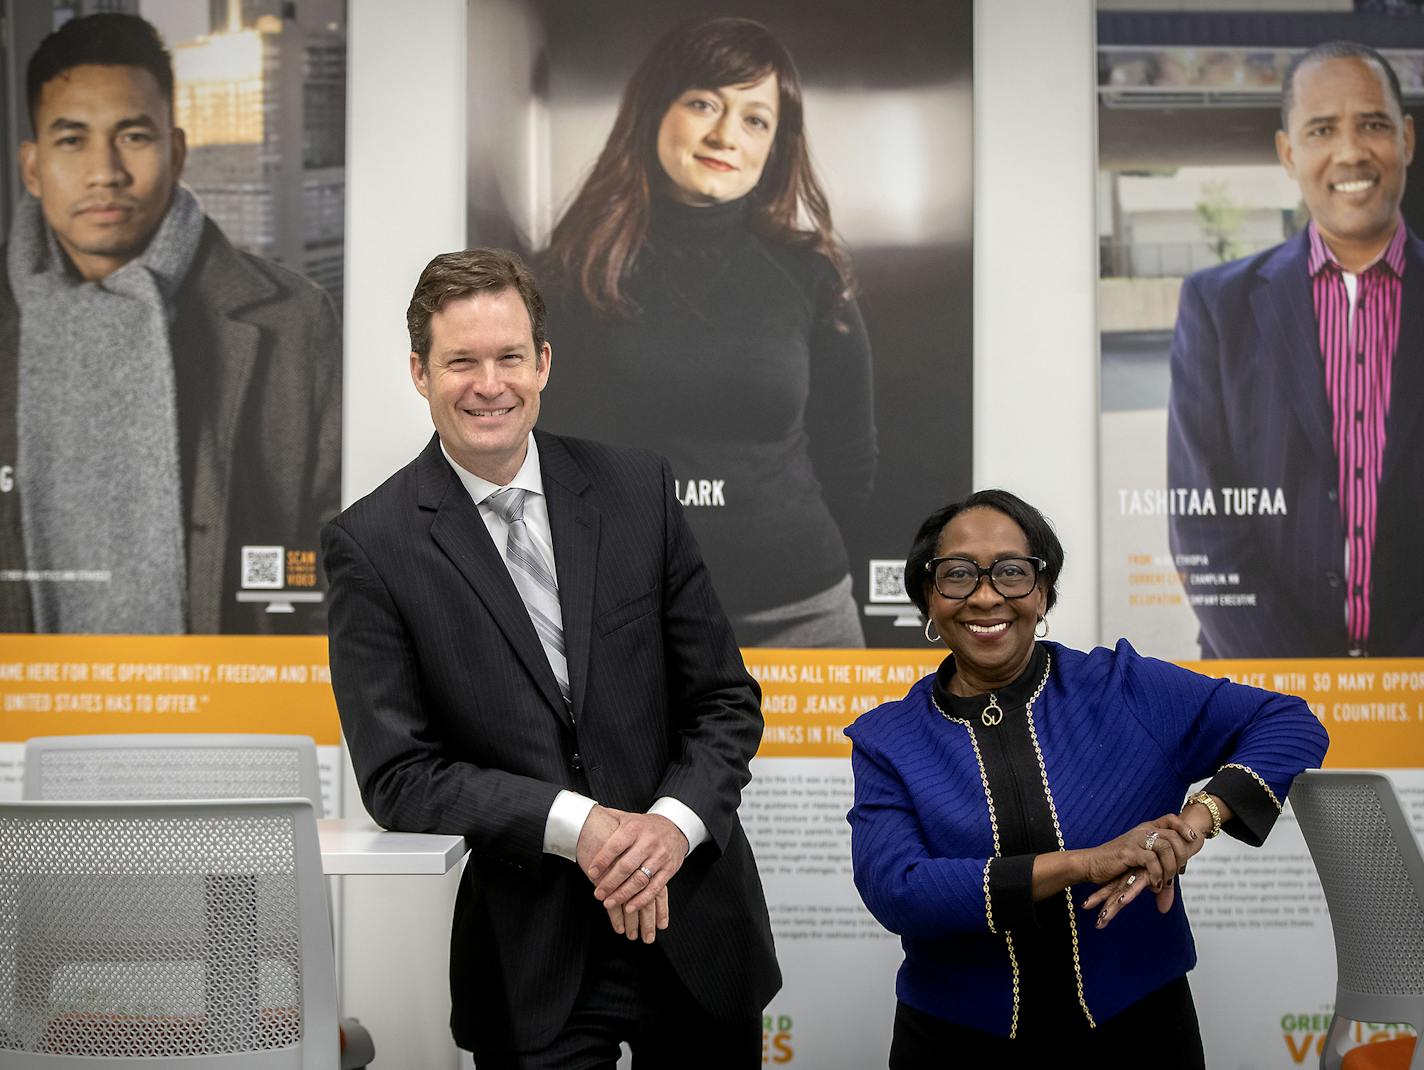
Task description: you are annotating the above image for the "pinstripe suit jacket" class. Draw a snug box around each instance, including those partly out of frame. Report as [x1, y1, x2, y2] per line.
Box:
[1167, 227, 1424, 657]
[322, 430, 779, 1055]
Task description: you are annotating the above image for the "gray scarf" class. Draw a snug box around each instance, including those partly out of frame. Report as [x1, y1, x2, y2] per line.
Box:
[7, 187, 204, 633]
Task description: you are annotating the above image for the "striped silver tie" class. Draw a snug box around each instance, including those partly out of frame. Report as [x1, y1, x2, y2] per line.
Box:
[486, 487, 571, 707]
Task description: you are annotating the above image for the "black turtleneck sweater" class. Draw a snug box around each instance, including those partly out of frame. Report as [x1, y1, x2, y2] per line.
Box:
[934, 644, 1090, 1036]
[540, 195, 877, 620]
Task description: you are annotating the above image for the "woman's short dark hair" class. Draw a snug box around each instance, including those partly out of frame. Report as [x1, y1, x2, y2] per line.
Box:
[407, 248, 547, 368]
[27, 13, 174, 132]
[904, 489, 1065, 617]
[544, 15, 851, 318]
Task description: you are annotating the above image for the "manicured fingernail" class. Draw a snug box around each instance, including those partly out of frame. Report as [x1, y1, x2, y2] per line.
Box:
[1097, 909, 1107, 928]
[1116, 894, 1125, 903]
[1188, 829, 1197, 841]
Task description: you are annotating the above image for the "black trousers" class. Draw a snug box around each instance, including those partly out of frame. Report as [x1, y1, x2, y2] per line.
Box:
[476, 924, 762, 1070]
[889, 975, 1206, 1068]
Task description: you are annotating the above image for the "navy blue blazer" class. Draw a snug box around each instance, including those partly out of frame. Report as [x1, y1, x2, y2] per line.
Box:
[323, 431, 779, 1056]
[1167, 226, 1424, 657]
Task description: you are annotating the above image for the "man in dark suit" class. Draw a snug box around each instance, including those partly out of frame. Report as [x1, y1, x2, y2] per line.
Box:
[0, 13, 340, 635]
[1168, 40, 1424, 658]
[323, 248, 779, 1066]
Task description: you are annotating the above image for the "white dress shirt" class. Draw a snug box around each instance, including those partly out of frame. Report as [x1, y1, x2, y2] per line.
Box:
[440, 434, 707, 861]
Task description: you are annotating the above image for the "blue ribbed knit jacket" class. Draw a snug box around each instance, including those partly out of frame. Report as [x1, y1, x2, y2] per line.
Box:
[845, 639, 1330, 1036]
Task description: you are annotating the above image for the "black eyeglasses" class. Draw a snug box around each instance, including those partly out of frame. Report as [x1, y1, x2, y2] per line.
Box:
[925, 556, 1046, 600]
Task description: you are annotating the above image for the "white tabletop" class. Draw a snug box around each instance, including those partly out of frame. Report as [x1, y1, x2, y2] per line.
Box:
[318, 818, 468, 875]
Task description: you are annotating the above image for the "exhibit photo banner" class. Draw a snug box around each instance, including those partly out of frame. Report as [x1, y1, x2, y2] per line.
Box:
[1097, 8, 1424, 1066]
[463, 0, 973, 1062]
[465, 0, 972, 652]
[0, 2, 347, 809]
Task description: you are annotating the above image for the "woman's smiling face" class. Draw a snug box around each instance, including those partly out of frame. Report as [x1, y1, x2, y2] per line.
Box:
[929, 507, 1046, 695]
[655, 74, 779, 206]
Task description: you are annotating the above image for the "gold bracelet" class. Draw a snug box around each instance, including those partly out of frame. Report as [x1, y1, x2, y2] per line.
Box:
[1184, 791, 1223, 838]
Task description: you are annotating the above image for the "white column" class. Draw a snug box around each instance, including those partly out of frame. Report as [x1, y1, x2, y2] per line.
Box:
[343, 3, 467, 1067]
[345, 0, 468, 505]
[973, 0, 1100, 649]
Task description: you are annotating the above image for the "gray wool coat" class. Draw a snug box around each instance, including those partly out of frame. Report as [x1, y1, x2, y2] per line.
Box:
[0, 218, 341, 634]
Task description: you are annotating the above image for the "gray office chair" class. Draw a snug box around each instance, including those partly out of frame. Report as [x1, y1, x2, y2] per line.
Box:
[1290, 770, 1424, 1070]
[0, 798, 340, 1068]
[20, 735, 372, 1069]
[22, 734, 323, 807]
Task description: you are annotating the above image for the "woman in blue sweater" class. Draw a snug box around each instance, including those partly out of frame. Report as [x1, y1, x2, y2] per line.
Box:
[845, 489, 1329, 1063]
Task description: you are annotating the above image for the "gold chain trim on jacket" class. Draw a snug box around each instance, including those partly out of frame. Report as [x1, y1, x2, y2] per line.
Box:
[1220, 762, 1282, 812]
[934, 693, 1019, 1037]
[1004, 931, 1021, 1039]
[982, 860, 996, 935]
[1021, 652, 1098, 1030]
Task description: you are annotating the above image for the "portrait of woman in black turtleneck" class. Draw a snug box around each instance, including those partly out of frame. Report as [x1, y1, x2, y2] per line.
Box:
[540, 16, 877, 647]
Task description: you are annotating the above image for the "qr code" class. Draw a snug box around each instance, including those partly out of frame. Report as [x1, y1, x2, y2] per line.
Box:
[868, 559, 909, 603]
[241, 546, 285, 589]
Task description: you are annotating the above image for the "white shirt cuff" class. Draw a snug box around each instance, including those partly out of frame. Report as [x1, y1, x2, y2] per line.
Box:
[543, 790, 597, 861]
[650, 796, 708, 854]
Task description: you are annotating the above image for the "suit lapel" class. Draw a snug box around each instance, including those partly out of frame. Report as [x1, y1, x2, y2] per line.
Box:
[1251, 232, 1336, 469]
[536, 431, 599, 722]
[419, 437, 571, 726]
[180, 223, 269, 633]
[1382, 232, 1424, 484]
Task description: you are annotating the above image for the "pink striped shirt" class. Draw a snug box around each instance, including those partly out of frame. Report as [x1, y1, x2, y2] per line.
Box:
[1307, 219, 1407, 651]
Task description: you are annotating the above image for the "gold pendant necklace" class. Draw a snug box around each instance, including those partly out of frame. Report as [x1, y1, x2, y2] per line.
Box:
[981, 693, 1004, 727]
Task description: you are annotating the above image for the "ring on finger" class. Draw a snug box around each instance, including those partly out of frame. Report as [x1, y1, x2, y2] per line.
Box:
[639, 865, 654, 880]
[1125, 873, 1137, 887]
[1144, 831, 1159, 850]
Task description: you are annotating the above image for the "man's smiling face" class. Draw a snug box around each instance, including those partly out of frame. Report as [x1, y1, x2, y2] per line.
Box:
[410, 286, 551, 486]
[1276, 55, 1414, 269]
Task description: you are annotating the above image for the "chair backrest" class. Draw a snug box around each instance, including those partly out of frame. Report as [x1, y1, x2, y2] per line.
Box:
[1290, 771, 1424, 1040]
[22, 735, 322, 812]
[0, 798, 339, 1069]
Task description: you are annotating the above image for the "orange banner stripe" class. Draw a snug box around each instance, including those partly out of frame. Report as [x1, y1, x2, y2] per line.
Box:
[5, 640, 1419, 768]
[748, 650, 1424, 766]
[0, 635, 340, 743]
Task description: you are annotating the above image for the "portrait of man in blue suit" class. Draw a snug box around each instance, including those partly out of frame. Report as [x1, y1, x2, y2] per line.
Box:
[1168, 40, 1424, 658]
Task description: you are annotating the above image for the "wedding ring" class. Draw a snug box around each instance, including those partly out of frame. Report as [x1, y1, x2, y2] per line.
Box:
[1125, 873, 1136, 887]
[639, 866, 654, 880]
[1145, 831, 1159, 850]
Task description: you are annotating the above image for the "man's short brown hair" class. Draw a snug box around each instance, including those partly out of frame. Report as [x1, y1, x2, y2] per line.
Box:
[407, 248, 547, 368]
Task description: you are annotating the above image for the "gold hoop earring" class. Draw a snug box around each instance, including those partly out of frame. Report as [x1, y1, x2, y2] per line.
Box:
[1035, 617, 1049, 638]
[924, 619, 940, 643]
